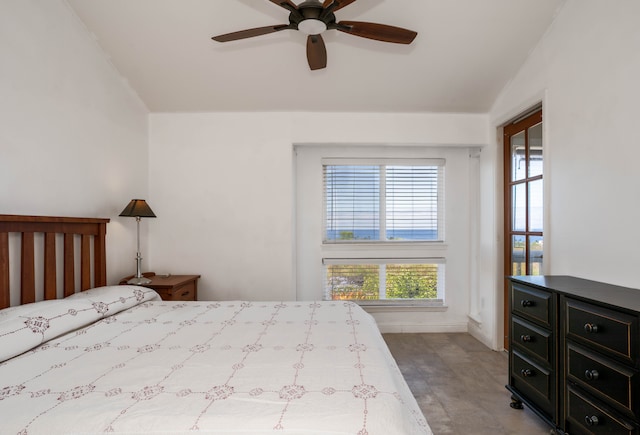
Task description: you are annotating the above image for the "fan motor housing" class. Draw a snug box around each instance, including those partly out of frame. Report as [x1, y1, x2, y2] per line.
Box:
[291, 1, 337, 29]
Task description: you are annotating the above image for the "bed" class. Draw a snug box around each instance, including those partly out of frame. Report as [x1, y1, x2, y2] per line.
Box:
[0, 215, 431, 435]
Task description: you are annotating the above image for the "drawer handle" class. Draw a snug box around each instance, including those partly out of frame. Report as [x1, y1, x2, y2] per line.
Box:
[584, 415, 599, 427]
[520, 369, 533, 377]
[181, 291, 189, 297]
[520, 334, 533, 343]
[584, 323, 599, 333]
[584, 369, 599, 381]
[520, 300, 534, 308]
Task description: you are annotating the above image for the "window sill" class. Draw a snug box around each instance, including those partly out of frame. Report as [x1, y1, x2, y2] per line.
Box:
[322, 242, 448, 251]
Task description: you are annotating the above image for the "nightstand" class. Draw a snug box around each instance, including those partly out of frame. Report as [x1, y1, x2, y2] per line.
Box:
[119, 272, 200, 301]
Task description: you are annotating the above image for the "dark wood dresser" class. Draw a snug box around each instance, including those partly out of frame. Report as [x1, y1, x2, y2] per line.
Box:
[507, 275, 640, 434]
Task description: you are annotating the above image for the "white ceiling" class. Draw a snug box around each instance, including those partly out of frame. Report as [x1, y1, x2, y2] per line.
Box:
[66, 0, 565, 113]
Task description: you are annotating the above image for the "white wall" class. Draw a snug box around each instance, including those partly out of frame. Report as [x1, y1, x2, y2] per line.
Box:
[474, 0, 640, 349]
[149, 112, 488, 330]
[148, 113, 295, 301]
[0, 0, 150, 294]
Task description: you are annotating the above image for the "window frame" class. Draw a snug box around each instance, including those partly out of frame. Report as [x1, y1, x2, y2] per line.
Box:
[322, 158, 445, 245]
[319, 157, 447, 305]
[322, 257, 446, 305]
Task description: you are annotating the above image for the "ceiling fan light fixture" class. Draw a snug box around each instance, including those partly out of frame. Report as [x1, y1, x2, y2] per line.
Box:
[298, 19, 327, 35]
[211, 0, 418, 70]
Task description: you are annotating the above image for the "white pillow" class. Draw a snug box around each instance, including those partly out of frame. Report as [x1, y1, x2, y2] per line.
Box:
[65, 284, 161, 305]
[0, 285, 160, 362]
[0, 299, 98, 362]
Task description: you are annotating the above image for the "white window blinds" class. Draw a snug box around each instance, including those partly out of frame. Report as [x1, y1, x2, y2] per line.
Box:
[324, 165, 380, 240]
[323, 160, 444, 242]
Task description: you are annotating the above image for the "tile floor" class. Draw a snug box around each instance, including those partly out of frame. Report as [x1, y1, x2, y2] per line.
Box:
[383, 333, 552, 435]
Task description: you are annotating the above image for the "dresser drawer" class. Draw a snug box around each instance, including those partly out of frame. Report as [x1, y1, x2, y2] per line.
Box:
[512, 316, 552, 363]
[567, 343, 638, 419]
[511, 349, 554, 417]
[566, 385, 638, 435]
[565, 298, 637, 363]
[512, 283, 552, 327]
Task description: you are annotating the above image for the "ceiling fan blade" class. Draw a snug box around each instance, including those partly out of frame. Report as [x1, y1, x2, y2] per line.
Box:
[269, 0, 299, 11]
[323, 0, 357, 12]
[212, 24, 291, 42]
[337, 21, 417, 44]
[307, 34, 327, 70]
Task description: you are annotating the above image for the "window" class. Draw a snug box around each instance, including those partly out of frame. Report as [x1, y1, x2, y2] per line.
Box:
[321, 159, 445, 304]
[323, 259, 444, 304]
[323, 159, 444, 243]
[295, 145, 473, 309]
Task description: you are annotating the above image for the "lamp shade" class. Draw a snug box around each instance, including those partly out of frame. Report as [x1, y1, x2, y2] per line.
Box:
[119, 199, 156, 218]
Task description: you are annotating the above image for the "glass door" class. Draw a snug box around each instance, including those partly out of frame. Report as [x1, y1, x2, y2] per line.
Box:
[503, 109, 543, 349]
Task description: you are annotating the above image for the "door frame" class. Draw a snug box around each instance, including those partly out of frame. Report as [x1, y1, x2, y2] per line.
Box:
[502, 108, 543, 350]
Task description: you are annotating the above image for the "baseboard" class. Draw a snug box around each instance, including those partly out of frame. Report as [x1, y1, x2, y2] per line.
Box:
[467, 320, 498, 350]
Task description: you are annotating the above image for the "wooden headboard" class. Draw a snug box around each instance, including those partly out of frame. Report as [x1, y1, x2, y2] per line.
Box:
[0, 215, 110, 309]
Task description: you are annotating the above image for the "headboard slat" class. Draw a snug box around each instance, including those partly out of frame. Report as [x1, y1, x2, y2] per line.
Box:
[21, 232, 36, 304]
[64, 233, 75, 297]
[0, 233, 9, 308]
[44, 233, 57, 300]
[81, 234, 91, 291]
[95, 224, 107, 287]
[0, 215, 109, 309]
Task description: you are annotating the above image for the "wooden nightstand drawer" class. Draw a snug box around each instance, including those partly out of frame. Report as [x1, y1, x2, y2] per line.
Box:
[155, 281, 195, 301]
[119, 273, 200, 301]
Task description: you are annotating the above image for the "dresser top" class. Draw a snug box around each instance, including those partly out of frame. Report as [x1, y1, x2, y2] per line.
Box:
[510, 275, 640, 313]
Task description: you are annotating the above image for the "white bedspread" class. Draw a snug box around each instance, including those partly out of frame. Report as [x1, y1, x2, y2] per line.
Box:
[0, 286, 430, 435]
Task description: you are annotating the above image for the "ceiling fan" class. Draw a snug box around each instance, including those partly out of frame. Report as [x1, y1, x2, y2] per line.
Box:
[212, 0, 418, 70]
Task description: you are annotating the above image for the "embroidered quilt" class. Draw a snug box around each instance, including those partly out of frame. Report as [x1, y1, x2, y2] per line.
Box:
[0, 286, 430, 434]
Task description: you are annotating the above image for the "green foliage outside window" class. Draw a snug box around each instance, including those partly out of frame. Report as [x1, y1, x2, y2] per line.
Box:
[327, 264, 438, 301]
[339, 231, 355, 240]
[386, 265, 438, 299]
[327, 264, 378, 300]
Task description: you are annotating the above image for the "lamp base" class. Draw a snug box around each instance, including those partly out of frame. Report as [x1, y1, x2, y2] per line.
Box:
[127, 276, 152, 285]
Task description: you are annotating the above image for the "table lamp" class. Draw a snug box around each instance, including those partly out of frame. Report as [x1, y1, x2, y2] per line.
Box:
[119, 199, 156, 285]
